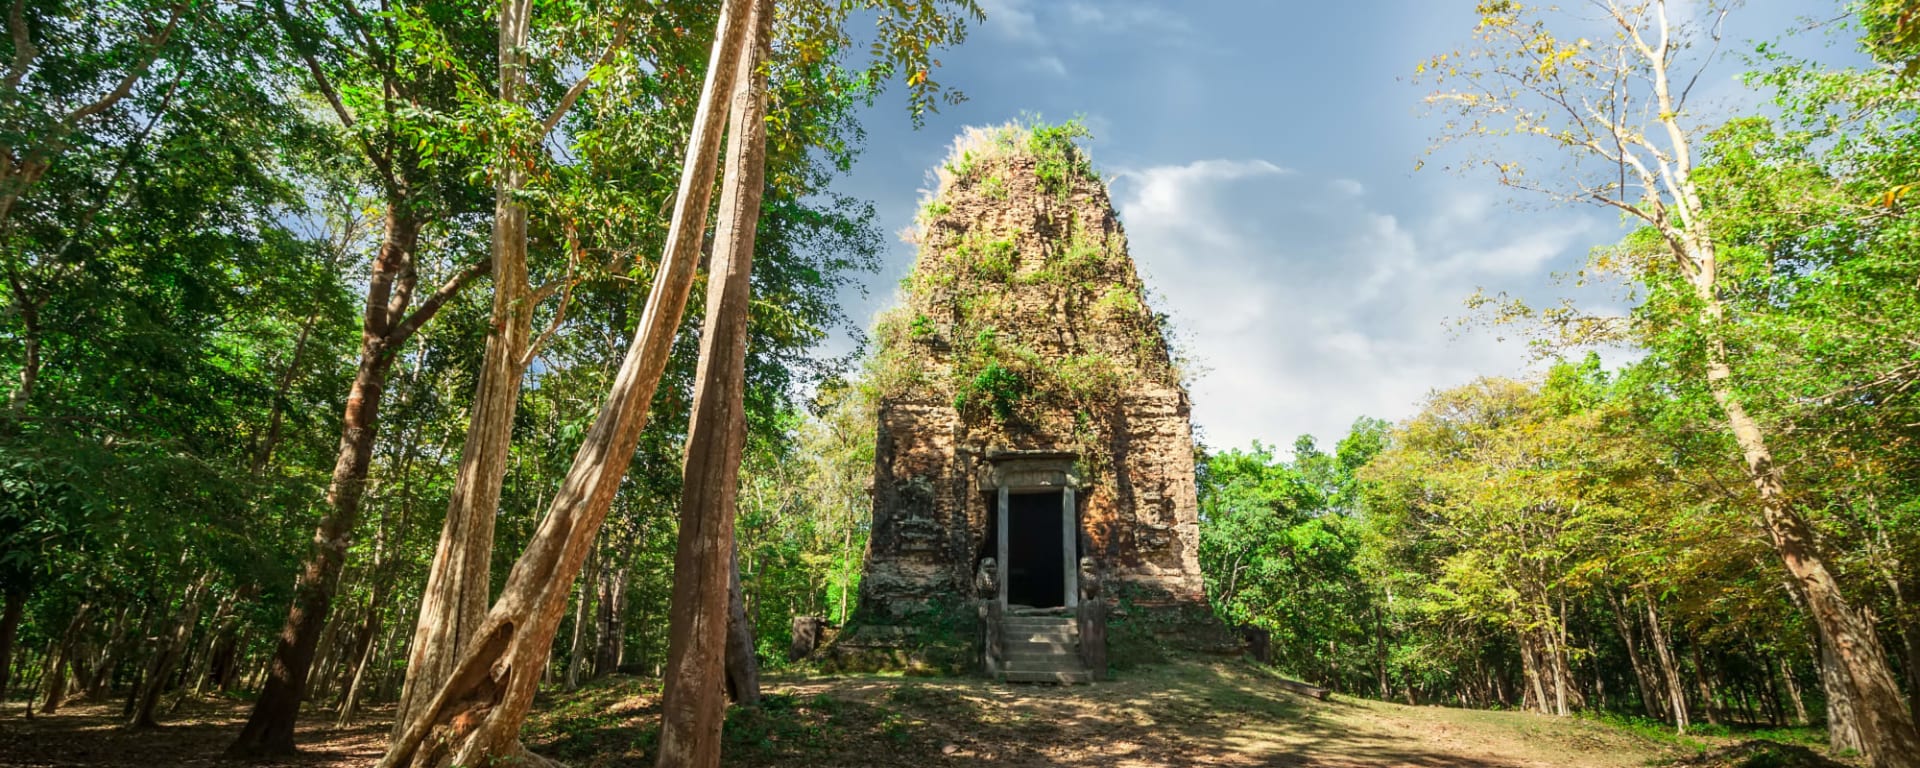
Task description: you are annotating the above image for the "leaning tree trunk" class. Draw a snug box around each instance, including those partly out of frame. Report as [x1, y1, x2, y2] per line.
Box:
[1817, 619, 1867, 753]
[1610, 592, 1663, 719]
[39, 603, 90, 714]
[375, 4, 754, 766]
[724, 546, 761, 705]
[657, 3, 773, 762]
[230, 200, 484, 756]
[227, 342, 397, 753]
[391, 0, 537, 734]
[1699, 320, 1920, 765]
[1644, 596, 1690, 733]
[130, 574, 210, 727]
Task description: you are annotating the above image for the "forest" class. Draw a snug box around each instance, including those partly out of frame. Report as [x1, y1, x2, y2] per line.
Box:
[2, 0, 1920, 767]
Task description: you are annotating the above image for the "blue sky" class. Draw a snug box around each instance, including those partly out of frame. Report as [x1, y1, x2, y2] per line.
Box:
[824, 0, 1861, 453]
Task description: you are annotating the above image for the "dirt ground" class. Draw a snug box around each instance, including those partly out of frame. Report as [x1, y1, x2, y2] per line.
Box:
[0, 661, 1763, 767]
[0, 698, 386, 768]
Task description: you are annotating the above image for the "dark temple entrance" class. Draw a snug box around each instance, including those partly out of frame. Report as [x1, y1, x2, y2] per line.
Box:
[1005, 490, 1067, 608]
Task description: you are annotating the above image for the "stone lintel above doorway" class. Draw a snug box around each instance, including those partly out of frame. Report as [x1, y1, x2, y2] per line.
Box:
[982, 450, 1081, 491]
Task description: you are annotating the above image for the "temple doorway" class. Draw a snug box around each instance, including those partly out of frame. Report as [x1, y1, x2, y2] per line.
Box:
[1003, 490, 1071, 608]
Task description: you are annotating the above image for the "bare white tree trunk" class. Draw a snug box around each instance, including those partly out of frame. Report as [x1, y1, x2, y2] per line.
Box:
[374, 3, 755, 766]
[392, 0, 536, 736]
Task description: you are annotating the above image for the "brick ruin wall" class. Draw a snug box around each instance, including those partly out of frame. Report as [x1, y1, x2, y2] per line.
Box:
[855, 127, 1206, 621]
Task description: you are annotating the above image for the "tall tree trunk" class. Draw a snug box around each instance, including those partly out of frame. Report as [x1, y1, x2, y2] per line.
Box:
[336, 601, 383, 726]
[87, 604, 141, 698]
[1818, 621, 1867, 753]
[392, 0, 537, 727]
[39, 603, 89, 714]
[230, 202, 482, 756]
[724, 546, 760, 705]
[1610, 592, 1662, 719]
[566, 550, 598, 690]
[0, 589, 22, 700]
[375, 4, 754, 765]
[1692, 277, 1920, 765]
[1689, 642, 1721, 726]
[594, 559, 629, 677]
[130, 575, 210, 727]
[656, 4, 772, 761]
[191, 595, 237, 695]
[1644, 596, 1689, 733]
[1779, 652, 1811, 726]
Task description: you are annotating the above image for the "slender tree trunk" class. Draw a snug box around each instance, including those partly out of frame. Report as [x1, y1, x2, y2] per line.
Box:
[1521, 631, 1549, 714]
[1644, 596, 1689, 733]
[131, 575, 210, 727]
[191, 595, 236, 695]
[88, 604, 142, 698]
[0, 589, 22, 700]
[656, 5, 772, 761]
[1780, 652, 1810, 726]
[594, 560, 629, 677]
[39, 603, 89, 714]
[375, 4, 754, 765]
[392, 0, 537, 724]
[1611, 592, 1661, 719]
[567, 550, 598, 690]
[724, 546, 760, 705]
[1689, 643, 1720, 726]
[1693, 290, 1920, 764]
[228, 208, 434, 757]
[336, 602, 383, 726]
[7, 296, 41, 417]
[1372, 601, 1389, 700]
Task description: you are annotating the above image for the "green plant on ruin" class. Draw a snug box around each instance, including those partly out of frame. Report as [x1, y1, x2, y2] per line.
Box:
[953, 362, 1027, 422]
[1094, 286, 1143, 318]
[977, 237, 1018, 281]
[908, 313, 937, 340]
[948, 327, 1033, 422]
[1026, 118, 1096, 197]
[867, 309, 934, 399]
[981, 174, 1009, 200]
[1055, 353, 1135, 404]
[941, 231, 1019, 283]
[927, 117, 1093, 197]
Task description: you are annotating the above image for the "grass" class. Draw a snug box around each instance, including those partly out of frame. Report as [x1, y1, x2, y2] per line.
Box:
[516, 658, 1729, 767]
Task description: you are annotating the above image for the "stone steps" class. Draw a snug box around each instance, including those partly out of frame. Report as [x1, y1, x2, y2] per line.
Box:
[996, 616, 1092, 685]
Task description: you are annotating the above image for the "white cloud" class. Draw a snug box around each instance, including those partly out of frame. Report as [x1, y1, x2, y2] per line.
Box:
[976, 0, 1040, 43]
[1111, 159, 1598, 453]
[973, 0, 1189, 81]
[1028, 55, 1069, 78]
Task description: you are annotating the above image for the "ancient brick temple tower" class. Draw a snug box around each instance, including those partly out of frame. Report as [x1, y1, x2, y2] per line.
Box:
[855, 122, 1205, 650]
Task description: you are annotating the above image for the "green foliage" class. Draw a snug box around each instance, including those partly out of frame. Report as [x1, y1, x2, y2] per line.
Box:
[1026, 118, 1096, 196]
[0, 0, 971, 722]
[981, 174, 1009, 200]
[953, 362, 1028, 422]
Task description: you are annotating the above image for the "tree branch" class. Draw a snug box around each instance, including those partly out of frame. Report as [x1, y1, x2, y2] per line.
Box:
[66, 2, 184, 122]
[4, 0, 35, 90]
[386, 259, 491, 346]
[540, 25, 630, 140]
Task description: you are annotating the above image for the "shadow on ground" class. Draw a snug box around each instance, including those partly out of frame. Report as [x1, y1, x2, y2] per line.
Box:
[524, 660, 1676, 768]
[0, 699, 387, 767]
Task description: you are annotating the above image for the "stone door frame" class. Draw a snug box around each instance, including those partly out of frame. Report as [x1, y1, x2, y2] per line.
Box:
[986, 451, 1081, 610]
